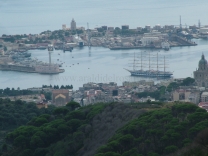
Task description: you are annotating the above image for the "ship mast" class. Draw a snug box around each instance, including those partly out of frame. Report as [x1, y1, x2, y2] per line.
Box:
[164, 56, 165, 75]
[133, 52, 136, 71]
[157, 53, 158, 75]
[141, 51, 142, 70]
[87, 23, 91, 48]
[149, 51, 150, 71]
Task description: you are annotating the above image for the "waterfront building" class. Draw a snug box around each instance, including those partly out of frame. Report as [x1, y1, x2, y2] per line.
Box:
[193, 54, 208, 87]
[101, 26, 108, 30]
[163, 25, 175, 30]
[62, 24, 66, 30]
[108, 27, 114, 31]
[141, 37, 159, 46]
[199, 27, 208, 34]
[71, 18, 76, 30]
[137, 27, 142, 31]
[121, 25, 129, 30]
[153, 24, 161, 30]
[145, 25, 151, 32]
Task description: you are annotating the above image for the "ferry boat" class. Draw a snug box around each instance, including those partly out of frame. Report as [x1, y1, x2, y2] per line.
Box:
[125, 51, 173, 78]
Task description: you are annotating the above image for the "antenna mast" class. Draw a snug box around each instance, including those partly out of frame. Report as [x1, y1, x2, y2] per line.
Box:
[133, 52, 136, 71]
[180, 15, 182, 30]
[198, 19, 201, 28]
[87, 23, 91, 48]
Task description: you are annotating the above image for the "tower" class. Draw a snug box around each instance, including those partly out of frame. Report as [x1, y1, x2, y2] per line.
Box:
[71, 18, 76, 30]
[87, 22, 91, 48]
[180, 15, 182, 30]
[198, 20, 201, 28]
[48, 45, 54, 69]
[193, 54, 208, 87]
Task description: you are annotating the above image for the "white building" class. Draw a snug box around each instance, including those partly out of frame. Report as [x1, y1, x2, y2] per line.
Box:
[145, 25, 151, 31]
[141, 37, 159, 46]
[199, 27, 208, 34]
[201, 92, 208, 102]
[62, 24, 66, 30]
[71, 18, 76, 30]
[154, 24, 161, 30]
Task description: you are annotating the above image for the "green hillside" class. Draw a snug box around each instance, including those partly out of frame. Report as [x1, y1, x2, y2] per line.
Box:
[1, 101, 208, 156]
[2, 102, 148, 156]
[0, 98, 55, 155]
[95, 103, 208, 156]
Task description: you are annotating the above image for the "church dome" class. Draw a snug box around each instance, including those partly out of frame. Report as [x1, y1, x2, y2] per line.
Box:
[199, 54, 207, 66]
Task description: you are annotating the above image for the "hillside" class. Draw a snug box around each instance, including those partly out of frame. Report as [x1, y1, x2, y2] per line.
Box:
[1, 101, 208, 156]
[0, 98, 54, 155]
[95, 103, 208, 156]
[3, 102, 148, 156]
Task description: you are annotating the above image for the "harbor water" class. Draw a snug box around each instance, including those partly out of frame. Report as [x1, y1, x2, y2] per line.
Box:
[0, 39, 208, 89]
[1, 0, 208, 89]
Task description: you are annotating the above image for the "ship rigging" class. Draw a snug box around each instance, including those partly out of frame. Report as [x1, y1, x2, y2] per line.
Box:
[124, 51, 173, 78]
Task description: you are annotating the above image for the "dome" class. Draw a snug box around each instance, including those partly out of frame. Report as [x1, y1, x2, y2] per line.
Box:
[199, 54, 207, 66]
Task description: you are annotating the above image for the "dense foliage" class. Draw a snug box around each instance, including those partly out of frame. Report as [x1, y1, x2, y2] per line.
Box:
[0, 88, 35, 97]
[2, 101, 207, 156]
[136, 86, 166, 101]
[166, 77, 195, 92]
[96, 103, 208, 156]
[42, 85, 73, 89]
[4, 102, 107, 156]
[0, 98, 54, 130]
[0, 98, 55, 155]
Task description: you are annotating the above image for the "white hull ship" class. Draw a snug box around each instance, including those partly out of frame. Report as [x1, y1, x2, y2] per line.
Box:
[125, 51, 173, 78]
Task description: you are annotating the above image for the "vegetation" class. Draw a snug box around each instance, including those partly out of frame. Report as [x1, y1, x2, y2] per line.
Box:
[0, 98, 55, 155]
[136, 77, 195, 101]
[166, 77, 195, 92]
[42, 85, 73, 89]
[0, 98, 54, 130]
[2, 102, 148, 156]
[1, 100, 207, 156]
[136, 86, 167, 101]
[96, 103, 208, 156]
[0, 88, 36, 97]
[3, 102, 108, 156]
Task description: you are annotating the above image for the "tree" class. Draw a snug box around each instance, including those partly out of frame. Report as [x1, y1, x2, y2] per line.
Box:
[53, 107, 69, 115]
[164, 145, 178, 154]
[181, 77, 195, 86]
[66, 101, 80, 111]
[30, 136, 44, 149]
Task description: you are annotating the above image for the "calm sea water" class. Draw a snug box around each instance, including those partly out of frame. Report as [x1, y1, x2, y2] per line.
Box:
[1, 0, 208, 89]
[0, 38, 208, 90]
[1, 0, 208, 35]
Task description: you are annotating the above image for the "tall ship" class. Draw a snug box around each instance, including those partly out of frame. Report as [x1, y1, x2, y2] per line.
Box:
[125, 51, 173, 78]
